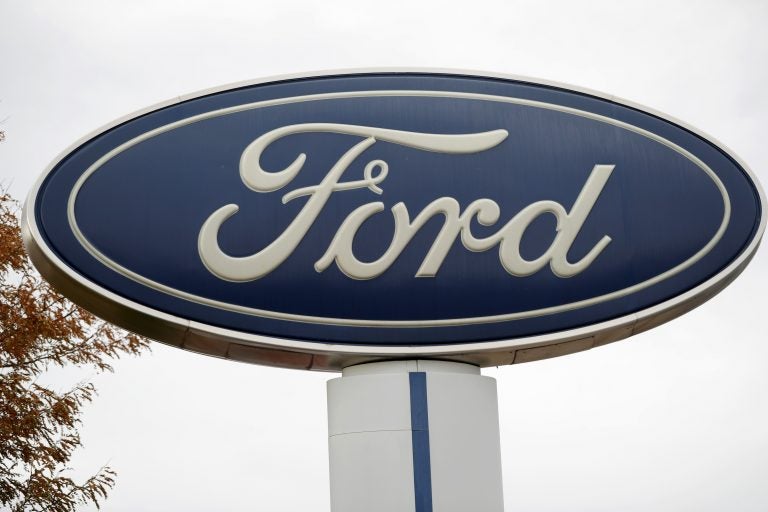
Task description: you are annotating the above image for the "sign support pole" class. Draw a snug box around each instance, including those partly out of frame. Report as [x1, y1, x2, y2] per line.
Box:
[327, 360, 504, 512]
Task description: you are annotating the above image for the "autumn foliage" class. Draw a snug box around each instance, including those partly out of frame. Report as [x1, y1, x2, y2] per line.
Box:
[0, 193, 149, 511]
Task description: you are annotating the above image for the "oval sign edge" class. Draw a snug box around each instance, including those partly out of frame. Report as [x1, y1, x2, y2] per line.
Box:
[22, 68, 767, 371]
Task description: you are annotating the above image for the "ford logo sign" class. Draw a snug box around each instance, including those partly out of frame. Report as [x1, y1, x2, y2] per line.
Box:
[23, 70, 765, 370]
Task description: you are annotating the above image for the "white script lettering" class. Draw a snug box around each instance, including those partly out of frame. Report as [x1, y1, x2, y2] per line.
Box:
[198, 123, 614, 281]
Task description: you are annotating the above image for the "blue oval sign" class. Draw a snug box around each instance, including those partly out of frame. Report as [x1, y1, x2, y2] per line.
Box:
[23, 71, 765, 370]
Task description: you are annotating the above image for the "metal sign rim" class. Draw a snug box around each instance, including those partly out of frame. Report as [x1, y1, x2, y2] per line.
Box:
[22, 67, 767, 371]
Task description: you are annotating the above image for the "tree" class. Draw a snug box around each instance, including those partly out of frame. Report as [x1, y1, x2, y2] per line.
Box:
[0, 192, 150, 511]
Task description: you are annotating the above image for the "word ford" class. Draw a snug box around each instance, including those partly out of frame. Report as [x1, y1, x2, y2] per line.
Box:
[198, 124, 615, 282]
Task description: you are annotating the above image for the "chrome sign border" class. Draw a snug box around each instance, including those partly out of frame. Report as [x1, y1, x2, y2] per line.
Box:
[22, 69, 766, 371]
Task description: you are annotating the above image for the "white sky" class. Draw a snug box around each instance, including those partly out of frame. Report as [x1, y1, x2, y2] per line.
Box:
[1, 1, 767, 510]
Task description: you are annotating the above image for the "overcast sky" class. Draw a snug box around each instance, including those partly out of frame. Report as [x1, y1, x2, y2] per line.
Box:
[1, 1, 767, 511]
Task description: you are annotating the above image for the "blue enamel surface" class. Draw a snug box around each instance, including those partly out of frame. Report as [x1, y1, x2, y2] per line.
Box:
[34, 73, 762, 345]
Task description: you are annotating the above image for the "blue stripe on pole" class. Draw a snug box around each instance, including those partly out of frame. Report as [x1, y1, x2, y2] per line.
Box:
[409, 372, 433, 512]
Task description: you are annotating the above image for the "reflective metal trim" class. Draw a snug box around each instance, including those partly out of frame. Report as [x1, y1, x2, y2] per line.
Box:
[66, 90, 730, 327]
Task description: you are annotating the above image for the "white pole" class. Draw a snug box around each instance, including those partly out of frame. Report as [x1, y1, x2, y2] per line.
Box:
[327, 360, 504, 512]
